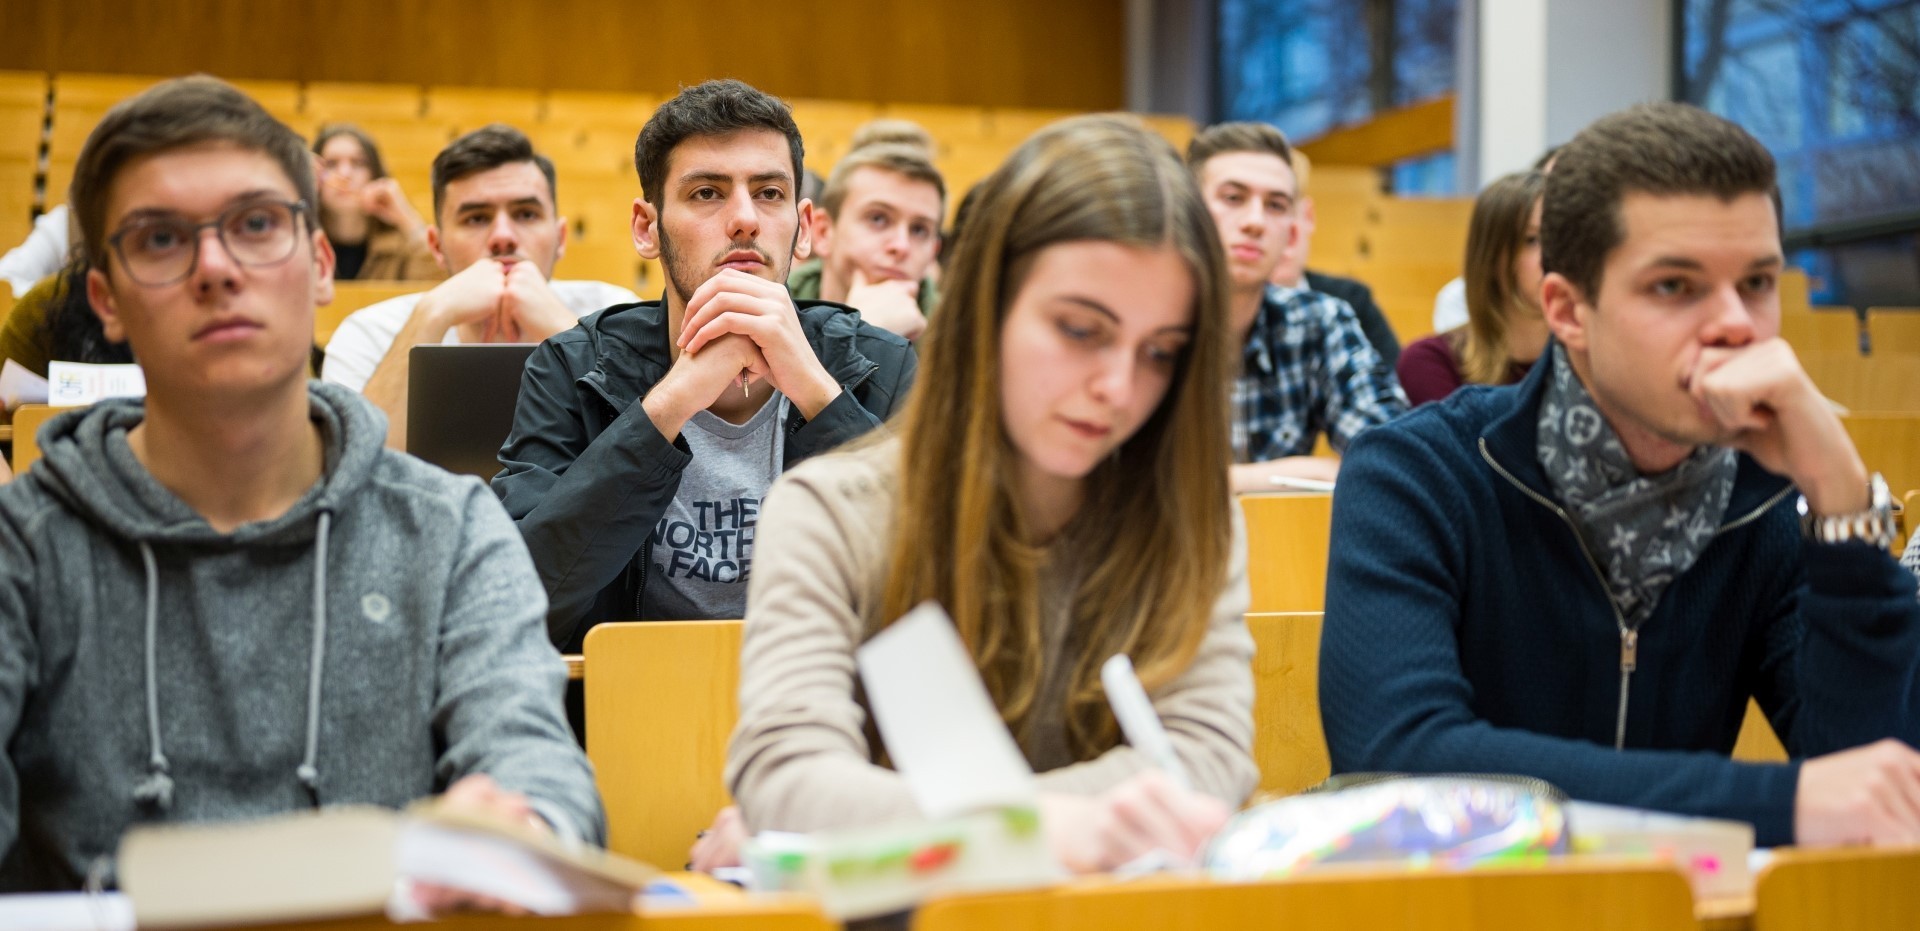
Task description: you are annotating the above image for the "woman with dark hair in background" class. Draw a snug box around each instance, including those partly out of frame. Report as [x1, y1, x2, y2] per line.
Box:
[1397, 170, 1548, 405]
[311, 124, 440, 280]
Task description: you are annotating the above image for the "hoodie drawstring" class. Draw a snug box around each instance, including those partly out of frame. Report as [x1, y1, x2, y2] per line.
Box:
[130, 512, 336, 813]
[132, 543, 173, 812]
[297, 512, 332, 806]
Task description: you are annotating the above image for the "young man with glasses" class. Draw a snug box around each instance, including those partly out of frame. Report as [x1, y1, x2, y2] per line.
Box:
[0, 76, 602, 891]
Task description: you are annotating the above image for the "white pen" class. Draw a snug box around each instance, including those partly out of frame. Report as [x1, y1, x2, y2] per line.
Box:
[1268, 475, 1336, 492]
[1101, 654, 1191, 792]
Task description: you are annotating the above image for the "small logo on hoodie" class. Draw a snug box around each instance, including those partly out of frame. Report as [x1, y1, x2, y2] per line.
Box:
[361, 593, 393, 623]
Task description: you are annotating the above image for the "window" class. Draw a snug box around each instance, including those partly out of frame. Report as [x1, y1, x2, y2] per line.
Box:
[1681, 0, 1920, 305]
[1218, 0, 1459, 193]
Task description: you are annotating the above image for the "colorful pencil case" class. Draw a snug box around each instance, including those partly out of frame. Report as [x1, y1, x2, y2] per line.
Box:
[1204, 775, 1570, 878]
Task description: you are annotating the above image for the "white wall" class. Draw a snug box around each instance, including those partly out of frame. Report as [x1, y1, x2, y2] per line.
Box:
[1470, 0, 1672, 188]
[1543, 0, 1672, 147]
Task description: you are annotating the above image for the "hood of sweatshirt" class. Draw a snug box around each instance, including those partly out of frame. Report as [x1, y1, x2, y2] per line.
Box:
[30, 381, 383, 548]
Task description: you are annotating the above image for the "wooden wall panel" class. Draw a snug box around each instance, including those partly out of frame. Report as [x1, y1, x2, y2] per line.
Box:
[0, 0, 1126, 110]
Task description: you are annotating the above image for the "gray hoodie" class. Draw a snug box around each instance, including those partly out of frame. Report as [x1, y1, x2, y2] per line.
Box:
[0, 382, 604, 890]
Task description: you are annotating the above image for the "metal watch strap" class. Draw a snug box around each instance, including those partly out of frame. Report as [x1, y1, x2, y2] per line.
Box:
[1799, 472, 1895, 549]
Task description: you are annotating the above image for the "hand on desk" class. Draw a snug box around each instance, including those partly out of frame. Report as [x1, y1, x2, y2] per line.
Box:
[407, 774, 548, 915]
[1796, 738, 1920, 847]
[690, 805, 747, 873]
[1041, 770, 1230, 873]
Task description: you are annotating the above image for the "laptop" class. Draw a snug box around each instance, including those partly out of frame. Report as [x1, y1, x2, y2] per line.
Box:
[406, 344, 537, 478]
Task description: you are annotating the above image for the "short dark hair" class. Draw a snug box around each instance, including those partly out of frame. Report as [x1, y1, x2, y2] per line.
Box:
[70, 75, 315, 271]
[431, 124, 558, 221]
[1185, 121, 1293, 175]
[633, 79, 805, 208]
[1542, 102, 1778, 300]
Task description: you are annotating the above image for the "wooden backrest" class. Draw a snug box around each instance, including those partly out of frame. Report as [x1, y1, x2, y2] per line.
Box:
[1732, 699, 1788, 763]
[1247, 611, 1329, 796]
[1754, 847, 1920, 931]
[1801, 350, 1920, 414]
[318, 281, 423, 348]
[1867, 308, 1920, 356]
[303, 81, 424, 123]
[1779, 308, 1863, 356]
[424, 85, 543, 131]
[1239, 493, 1333, 613]
[9, 403, 57, 474]
[913, 860, 1698, 931]
[583, 619, 743, 869]
[0, 70, 46, 166]
[1779, 267, 1812, 316]
[878, 103, 991, 147]
[1845, 413, 1920, 500]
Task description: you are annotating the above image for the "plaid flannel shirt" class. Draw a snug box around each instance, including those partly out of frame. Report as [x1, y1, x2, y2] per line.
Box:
[1232, 283, 1408, 462]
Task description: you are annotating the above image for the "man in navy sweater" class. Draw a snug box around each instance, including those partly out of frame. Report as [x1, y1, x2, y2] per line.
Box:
[1321, 102, 1920, 848]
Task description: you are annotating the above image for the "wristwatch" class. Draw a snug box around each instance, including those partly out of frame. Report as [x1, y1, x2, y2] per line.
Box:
[1798, 472, 1896, 548]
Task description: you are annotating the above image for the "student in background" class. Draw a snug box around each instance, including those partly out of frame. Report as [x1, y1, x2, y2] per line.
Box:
[322, 125, 638, 446]
[787, 143, 945, 339]
[1188, 122, 1407, 490]
[494, 79, 915, 652]
[0, 257, 134, 381]
[312, 124, 441, 281]
[1903, 526, 1919, 597]
[1321, 103, 1920, 848]
[0, 205, 72, 296]
[0, 76, 601, 890]
[1397, 171, 1548, 405]
[722, 115, 1253, 873]
[1268, 148, 1400, 369]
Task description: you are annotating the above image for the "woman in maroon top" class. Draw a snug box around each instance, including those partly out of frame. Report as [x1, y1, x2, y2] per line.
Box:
[1398, 171, 1549, 405]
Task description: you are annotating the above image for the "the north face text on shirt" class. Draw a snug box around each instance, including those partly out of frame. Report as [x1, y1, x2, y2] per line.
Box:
[650, 496, 759, 583]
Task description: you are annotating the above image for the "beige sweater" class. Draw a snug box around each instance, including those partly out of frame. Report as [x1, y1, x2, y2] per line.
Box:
[725, 437, 1258, 833]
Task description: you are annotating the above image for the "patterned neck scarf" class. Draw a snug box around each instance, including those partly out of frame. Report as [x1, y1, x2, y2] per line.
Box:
[1536, 344, 1738, 628]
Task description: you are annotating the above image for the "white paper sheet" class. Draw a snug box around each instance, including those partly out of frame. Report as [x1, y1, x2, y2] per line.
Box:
[855, 602, 1038, 819]
[0, 892, 136, 931]
[47, 362, 145, 407]
[0, 359, 48, 409]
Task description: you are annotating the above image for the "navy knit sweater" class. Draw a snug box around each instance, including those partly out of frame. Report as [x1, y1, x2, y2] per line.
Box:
[1320, 358, 1920, 846]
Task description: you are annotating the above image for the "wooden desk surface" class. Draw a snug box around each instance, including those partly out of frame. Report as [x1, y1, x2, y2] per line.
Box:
[916, 858, 1703, 931]
[62, 848, 1920, 931]
[208, 874, 833, 931]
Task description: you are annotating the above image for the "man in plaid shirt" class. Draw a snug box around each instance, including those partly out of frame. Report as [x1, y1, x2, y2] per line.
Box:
[1188, 123, 1408, 492]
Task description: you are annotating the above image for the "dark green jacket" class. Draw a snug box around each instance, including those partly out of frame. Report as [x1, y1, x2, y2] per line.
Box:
[787, 259, 940, 317]
[492, 299, 916, 650]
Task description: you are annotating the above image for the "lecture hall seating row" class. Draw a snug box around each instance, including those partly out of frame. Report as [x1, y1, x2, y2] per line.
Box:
[0, 70, 1203, 294]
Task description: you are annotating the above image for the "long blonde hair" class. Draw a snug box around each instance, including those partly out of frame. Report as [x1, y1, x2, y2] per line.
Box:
[1457, 170, 1546, 385]
[876, 115, 1236, 759]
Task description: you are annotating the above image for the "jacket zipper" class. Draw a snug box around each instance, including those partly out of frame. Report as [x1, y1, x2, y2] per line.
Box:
[1478, 438, 1795, 750]
[1479, 439, 1639, 749]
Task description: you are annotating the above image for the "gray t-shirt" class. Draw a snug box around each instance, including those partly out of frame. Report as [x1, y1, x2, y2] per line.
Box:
[640, 393, 788, 619]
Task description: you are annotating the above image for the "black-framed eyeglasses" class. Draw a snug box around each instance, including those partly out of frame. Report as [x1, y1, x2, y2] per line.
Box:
[106, 198, 311, 287]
